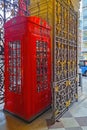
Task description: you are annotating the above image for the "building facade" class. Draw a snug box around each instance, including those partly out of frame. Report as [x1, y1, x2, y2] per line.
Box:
[72, 0, 81, 12]
[82, 0, 87, 59]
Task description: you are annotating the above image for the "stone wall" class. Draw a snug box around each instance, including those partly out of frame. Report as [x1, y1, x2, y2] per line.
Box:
[71, 0, 81, 12]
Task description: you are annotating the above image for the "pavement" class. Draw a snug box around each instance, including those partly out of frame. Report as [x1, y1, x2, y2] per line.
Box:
[0, 76, 87, 130]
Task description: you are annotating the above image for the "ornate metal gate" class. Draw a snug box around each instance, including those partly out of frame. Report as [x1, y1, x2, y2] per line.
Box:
[29, 0, 78, 120]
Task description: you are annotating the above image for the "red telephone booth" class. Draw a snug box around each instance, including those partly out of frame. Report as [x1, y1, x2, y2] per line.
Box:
[4, 16, 51, 122]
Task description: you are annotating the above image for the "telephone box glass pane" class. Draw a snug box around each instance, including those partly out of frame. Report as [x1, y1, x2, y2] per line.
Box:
[8, 41, 21, 93]
[36, 41, 48, 92]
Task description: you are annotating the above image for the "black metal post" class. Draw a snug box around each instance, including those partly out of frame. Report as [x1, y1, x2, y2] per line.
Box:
[3, 0, 6, 23]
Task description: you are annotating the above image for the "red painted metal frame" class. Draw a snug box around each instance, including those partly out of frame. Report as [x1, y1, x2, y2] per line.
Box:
[4, 16, 51, 121]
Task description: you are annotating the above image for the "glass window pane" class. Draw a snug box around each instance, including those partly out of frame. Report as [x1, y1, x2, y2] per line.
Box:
[9, 41, 21, 93]
[83, 0, 87, 6]
[83, 20, 87, 27]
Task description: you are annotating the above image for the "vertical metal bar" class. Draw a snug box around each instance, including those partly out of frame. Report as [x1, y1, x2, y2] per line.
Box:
[3, 0, 6, 23]
[26, 0, 30, 15]
[51, 0, 56, 123]
[76, 12, 78, 101]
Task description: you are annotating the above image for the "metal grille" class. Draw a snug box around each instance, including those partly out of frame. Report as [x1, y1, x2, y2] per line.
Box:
[54, 0, 78, 119]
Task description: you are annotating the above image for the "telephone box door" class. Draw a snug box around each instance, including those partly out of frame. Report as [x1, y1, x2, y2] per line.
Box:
[4, 36, 24, 116]
[30, 33, 51, 115]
